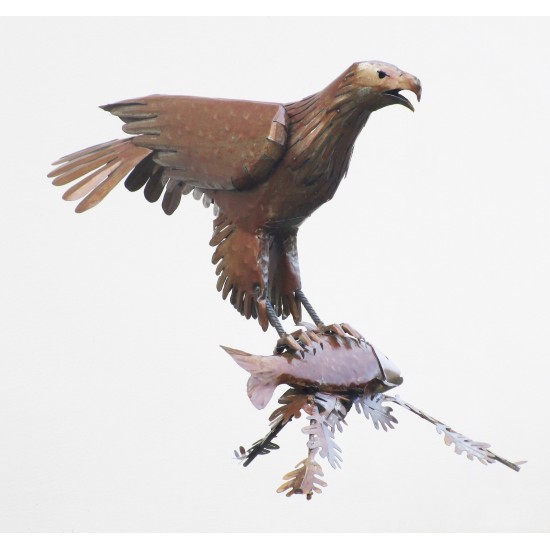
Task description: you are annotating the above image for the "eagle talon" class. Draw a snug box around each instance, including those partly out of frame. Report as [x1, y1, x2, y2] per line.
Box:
[321, 323, 347, 337]
[297, 331, 314, 349]
[275, 334, 304, 354]
[341, 323, 366, 341]
[297, 321, 320, 333]
[308, 331, 323, 345]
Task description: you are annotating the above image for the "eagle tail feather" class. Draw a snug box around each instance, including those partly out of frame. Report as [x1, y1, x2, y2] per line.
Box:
[48, 138, 153, 212]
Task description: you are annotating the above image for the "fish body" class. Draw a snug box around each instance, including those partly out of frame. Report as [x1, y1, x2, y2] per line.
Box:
[223, 331, 403, 409]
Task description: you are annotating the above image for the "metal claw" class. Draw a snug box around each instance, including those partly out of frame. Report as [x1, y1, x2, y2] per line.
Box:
[297, 321, 320, 332]
[298, 331, 314, 349]
[308, 331, 323, 345]
[322, 323, 347, 337]
[275, 334, 303, 354]
[341, 323, 365, 341]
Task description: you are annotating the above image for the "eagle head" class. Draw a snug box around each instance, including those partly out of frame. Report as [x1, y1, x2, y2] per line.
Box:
[350, 61, 422, 112]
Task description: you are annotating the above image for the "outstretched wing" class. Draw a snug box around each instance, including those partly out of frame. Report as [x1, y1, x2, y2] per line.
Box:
[49, 95, 288, 214]
[104, 95, 288, 192]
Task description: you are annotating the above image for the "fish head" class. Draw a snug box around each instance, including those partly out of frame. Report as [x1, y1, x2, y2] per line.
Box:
[371, 345, 403, 389]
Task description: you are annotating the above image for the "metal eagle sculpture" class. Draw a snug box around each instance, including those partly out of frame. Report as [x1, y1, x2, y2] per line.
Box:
[48, 61, 421, 350]
[49, 61, 523, 498]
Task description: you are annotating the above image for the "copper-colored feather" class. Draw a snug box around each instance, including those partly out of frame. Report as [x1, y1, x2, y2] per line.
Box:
[51, 139, 150, 212]
[161, 180, 183, 215]
[49, 61, 422, 329]
[143, 169, 164, 203]
[124, 154, 156, 192]
[62, 161, 121, 201]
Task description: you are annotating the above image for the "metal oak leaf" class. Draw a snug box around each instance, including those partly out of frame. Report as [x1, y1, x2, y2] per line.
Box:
[277, 454, 327, 499]
[302, 407, 343, 469]
[435, 423, 493, 465]
[237, 389, 313, 467]
[315, 393, 349, 434]
[269, 389, 310, 426]
[234, 446, 247, 460]
[234, 436, 281, 466]
[236, 421, 283, 466]
[355, 393, 398, 431]
[386, 395, 525, 472]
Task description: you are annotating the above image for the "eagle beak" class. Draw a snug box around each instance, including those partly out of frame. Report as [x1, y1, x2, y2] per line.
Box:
[383, 73, 422, 112]
[406, 75, 422, 103]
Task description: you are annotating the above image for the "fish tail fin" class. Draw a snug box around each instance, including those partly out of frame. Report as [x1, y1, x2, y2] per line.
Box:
[221, 346, 278, 410]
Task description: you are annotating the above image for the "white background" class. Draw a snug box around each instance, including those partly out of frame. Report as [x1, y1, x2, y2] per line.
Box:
[0, 17, 548, 532]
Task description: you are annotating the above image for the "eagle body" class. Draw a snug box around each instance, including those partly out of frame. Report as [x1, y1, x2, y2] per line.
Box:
[49, 62, 421, 331]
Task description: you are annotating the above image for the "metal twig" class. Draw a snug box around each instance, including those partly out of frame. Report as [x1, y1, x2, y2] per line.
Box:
[385, 395, 524, 472]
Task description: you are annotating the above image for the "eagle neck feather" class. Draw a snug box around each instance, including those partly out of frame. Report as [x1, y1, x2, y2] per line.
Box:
[285, 71, 372, 198]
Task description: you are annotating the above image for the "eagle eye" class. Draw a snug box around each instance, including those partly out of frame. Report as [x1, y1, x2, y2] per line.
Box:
[377, 70, 388, 79]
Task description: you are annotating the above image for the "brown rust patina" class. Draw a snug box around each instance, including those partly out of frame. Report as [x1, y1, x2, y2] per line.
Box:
[49, 61, 421, 333]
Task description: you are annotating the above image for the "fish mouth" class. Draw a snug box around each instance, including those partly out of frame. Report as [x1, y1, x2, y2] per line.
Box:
[383, 375, 403, 388]
[383, 89, 415, 112]
[371, 345, 403, 388]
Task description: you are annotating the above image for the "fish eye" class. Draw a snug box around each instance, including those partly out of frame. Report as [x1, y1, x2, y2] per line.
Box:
[377, 70, 388, 79]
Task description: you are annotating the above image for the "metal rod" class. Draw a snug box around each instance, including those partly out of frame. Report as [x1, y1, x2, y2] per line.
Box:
[265, 300, 286, 337]
[295, 289, 323, 326]
[386, 395, 523, 472]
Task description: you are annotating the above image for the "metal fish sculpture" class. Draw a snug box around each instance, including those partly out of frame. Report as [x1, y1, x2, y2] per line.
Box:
[224, 328, 524, 499]
[222, 328, 402, 410]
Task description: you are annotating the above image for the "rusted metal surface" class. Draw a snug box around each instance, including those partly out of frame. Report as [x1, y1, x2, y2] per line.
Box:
[47, 62, 524, 500]
[48, 61, 421, 330]
[104, 95, 288, 192]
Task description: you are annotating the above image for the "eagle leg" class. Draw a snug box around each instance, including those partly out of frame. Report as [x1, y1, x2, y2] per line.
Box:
[265, 299, 303, 353]
[294, 289, 323, 326]
[294, 290, 366, 342]
[265, 299, 287, 337]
